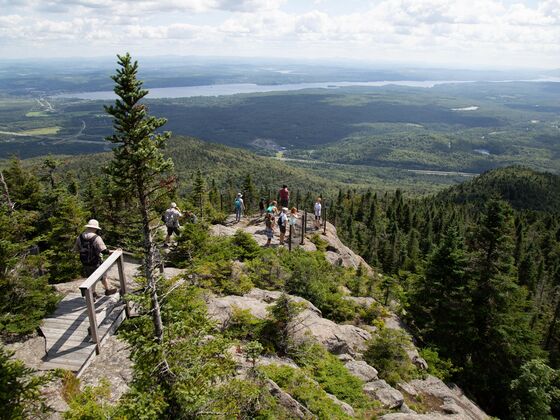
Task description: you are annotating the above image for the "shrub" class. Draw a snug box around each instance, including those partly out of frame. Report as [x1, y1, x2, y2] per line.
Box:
[63, 378, 113, 420]
[230, 230, 261, 261]
[260, 364, 353, 419]
[295, 343, 372, 409]
[261, 293, 305, 355]
[363, 327, 417, 385]
[225, 306, 264, 341]
[419, 347, 460, 382]
[0, 346, 54, 419]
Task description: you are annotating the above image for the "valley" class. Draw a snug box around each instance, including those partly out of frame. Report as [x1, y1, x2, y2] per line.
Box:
[0, 72, 559, 194]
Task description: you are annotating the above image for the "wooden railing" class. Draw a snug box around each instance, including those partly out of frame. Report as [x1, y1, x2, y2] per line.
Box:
[79, 249, 128, 353]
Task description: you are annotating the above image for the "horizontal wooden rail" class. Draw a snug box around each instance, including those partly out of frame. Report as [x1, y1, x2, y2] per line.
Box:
[79, 250, 123, 292]
[79, 249, 128, 353]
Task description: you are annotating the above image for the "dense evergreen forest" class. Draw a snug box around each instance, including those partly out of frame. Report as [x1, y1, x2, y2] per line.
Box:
[3, 149, 560, 418]
[2, 55, 560, 418]
[330, 166, 560, 417]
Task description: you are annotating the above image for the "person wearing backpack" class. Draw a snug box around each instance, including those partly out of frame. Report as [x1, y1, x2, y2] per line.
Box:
[74, 219, 118, 298]
[234, 193, 245, 222]
[163, 202, 183, 246]
[278, 207, 288, 245]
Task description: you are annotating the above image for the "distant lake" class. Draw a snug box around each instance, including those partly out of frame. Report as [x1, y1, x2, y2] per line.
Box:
[52, 80, 473, 100]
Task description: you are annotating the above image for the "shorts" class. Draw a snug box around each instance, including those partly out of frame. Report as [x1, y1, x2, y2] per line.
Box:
[280, 199, 289, 208]
[265, 227, 274, 239]
[167, 225, 180, 236]
[83, 263, 101, 278]
[279, 225, 286, 234]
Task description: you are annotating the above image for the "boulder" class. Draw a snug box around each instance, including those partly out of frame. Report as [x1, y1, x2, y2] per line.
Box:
[344, 360, 378, 382]
[292, 309, 371, 355]
[363, 379, 404, 409]
[404, 375, 488, 420]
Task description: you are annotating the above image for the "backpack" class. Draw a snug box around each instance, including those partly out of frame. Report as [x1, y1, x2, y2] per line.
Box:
[235, 198, 242, 209]
[79, 234, 101, 266]
[278, 214, 285, 227]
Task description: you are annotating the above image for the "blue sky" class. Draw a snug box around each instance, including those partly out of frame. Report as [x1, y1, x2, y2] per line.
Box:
[0, 0, 559, 69]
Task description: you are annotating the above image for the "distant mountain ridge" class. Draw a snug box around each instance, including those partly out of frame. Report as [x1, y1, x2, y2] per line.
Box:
[438, 166, 560, 212]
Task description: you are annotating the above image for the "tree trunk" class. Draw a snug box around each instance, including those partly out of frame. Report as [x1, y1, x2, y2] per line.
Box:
[0, 171, 14, 211]
[138, 184, 164, 343]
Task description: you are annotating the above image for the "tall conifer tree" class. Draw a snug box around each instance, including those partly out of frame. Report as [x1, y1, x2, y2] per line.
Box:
[105, 53, 174, 344]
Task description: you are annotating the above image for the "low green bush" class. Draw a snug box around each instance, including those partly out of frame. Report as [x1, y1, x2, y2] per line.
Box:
[260, 364, 354, 419]
[363, 327, 418, 386]
[295, 343, 372, 410]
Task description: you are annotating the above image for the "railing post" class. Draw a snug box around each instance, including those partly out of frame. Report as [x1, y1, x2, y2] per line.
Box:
[323, 203, 327, 235]
[300, 211, 306, 245]
[117, 253, 129, 318]
[288, 224, 293, 251]
[84, 289, 100, 353]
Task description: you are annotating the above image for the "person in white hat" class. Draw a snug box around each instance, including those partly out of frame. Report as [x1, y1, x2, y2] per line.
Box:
[74, 219, 117, 298]
[163, 202, 182, 246]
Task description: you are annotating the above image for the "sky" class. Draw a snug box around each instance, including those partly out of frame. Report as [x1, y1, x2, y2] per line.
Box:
[0, 0, 559, 69]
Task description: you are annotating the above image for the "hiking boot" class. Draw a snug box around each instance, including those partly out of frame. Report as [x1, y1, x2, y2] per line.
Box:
[92, 292, 99, 300]
[105, 288, 118, 296]
[163, 242, 169, 248]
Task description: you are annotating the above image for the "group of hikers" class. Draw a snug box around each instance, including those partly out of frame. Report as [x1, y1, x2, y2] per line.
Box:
[235, 185, 323, 247]
[75, 184, 323, 296]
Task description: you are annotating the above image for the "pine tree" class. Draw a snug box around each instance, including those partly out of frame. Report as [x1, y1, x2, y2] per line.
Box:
[409, 227, 473, 365]
[467, 200, 542, 415]
[104, 53, 174, 345]
[242, 173, 256, 213]
[193, 169, 205, 218]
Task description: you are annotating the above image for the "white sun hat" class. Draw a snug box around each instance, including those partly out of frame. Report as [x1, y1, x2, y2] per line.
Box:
[84, 219, 101, 230]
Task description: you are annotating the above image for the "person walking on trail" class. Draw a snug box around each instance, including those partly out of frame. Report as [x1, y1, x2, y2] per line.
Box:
[278, 185, 290, 208]
[258, 198, 266, 216]
[264, 212, 275, 247]
[234, 193, 245, 222]
[314, 197, 322, 230]
[278, 207, 288, 245]
[266, 200, 278, 215]
[163, 202, 182, 246]
[74, 219, 118, 299]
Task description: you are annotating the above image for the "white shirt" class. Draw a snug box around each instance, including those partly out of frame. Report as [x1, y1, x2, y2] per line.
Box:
[314, 202, 322, 216]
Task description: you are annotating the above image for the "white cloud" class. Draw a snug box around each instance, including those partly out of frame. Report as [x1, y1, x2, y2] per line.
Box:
[0, 0, 559, 67]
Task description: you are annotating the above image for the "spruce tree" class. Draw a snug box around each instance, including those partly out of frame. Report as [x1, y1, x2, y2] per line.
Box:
[104, 53, 174, 344]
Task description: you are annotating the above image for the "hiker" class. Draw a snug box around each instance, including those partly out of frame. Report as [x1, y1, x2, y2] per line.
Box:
[234, 193, 245, 222]
[186, 210, 198, 224]
[258, 198, 266, 216]
[278, 185, 290, 208]
[278, 207, 288, 245]
[163, 202, 182, 246]
[289, 207, 298, 227]
[314, 197, 322, 230]
[264, 212, 275, 247]
[266, 200, 278, 215]
[74, 219, 118, 298]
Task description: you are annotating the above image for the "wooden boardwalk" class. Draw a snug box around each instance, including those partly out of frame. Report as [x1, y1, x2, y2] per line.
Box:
[40, 291, 126, 375]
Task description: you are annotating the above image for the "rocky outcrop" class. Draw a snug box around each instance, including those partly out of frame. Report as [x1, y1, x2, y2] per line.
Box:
[399, 376, 488, 420]
[343, 359, 379, 382]
[207, 288, 371, 356]
[363, 379, 405, 409]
